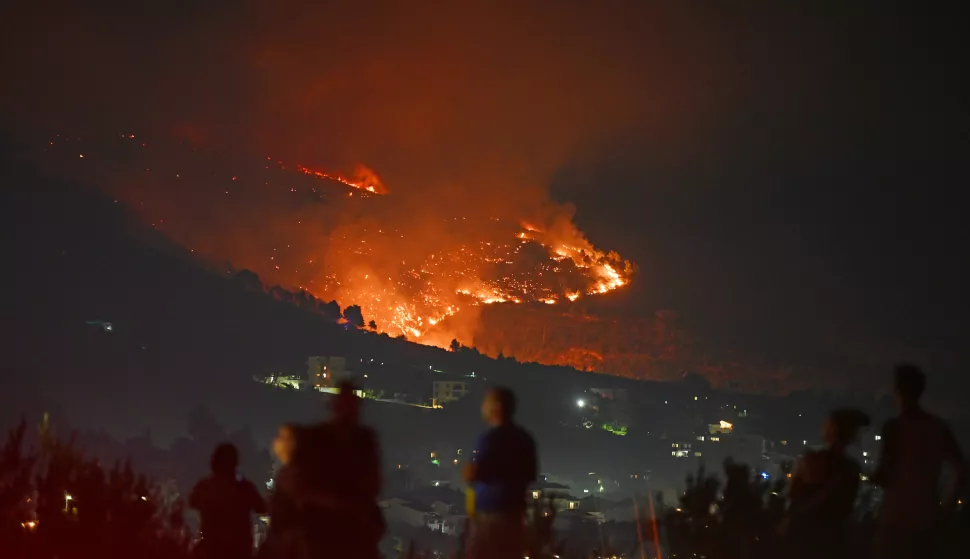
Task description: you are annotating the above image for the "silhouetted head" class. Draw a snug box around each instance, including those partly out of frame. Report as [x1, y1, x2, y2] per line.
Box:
[273, 423, 301, 465]
[482, 386, 516, 426]
[333, 381, 360, 424]
[211, 443, 239, 476]
[822, 408, 870, 450]
[893, 363, 926, 409]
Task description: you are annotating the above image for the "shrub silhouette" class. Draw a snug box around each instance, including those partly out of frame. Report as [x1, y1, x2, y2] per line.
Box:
[1, 418, 190, 559]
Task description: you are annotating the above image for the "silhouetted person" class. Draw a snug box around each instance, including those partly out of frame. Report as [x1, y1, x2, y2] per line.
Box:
[259, 424, 306, 559]
[298, 382, 383, 559]
[872, 364, 966, 559]
[463, 386, 537, 559]
[785, 408, 870, 559]
[721, 459, 759, 559]
[190, 443, 267, 559]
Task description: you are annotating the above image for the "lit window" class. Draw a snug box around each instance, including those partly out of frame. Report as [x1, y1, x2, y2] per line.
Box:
[694, 452, 702, 457]
[532, 491, 540, 499]
[874, 435, 882, 441]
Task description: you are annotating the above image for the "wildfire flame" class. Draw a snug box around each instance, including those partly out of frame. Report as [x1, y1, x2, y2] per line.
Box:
[41, 131, 633, 356]
[313, 218, 633, 345]
[296, 163, 388, 194]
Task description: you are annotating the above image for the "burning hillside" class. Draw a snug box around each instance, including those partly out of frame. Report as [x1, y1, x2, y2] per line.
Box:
[311, 215, 633, 345]
[31, 131, 808, 392]
[37, 132, 636, 358]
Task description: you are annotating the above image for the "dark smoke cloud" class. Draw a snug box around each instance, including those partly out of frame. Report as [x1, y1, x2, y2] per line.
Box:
[18, 0, 937, 395]
[0, 0, 810, 387]
[2, 0, 733, 216]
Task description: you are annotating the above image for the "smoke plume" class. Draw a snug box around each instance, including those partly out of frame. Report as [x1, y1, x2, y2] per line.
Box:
[2, 0, 731, 376]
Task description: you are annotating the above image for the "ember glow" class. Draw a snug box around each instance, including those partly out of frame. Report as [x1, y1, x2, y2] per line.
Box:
[36, 132, 806, 392]
[44, 132, 633, 353]
[313, 217, 634, 344]
[296, 163, 388, 195]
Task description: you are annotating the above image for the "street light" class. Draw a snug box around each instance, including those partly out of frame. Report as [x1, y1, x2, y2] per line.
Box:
[577, 399, 586, 408]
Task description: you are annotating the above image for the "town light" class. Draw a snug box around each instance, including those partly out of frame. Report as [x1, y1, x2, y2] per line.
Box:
[577, 399, 586, 408]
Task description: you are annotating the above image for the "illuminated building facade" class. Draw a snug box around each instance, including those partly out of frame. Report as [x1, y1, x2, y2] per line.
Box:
[307, 356, 346, 389]
[432, 381, 468, 408]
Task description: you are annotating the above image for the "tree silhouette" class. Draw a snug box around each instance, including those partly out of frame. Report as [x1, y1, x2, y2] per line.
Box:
[269, 285, 294, 304]
[318, 299, 341, 321]
[1, 418, 190, 559]
[232, 269, 262, 292]
[368, 319, 378, 331]
[449, 339, 461, 352]
[343, 305, 365, 328]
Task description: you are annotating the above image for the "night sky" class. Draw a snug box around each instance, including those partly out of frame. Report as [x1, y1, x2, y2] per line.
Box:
[2, 2, 967, 398]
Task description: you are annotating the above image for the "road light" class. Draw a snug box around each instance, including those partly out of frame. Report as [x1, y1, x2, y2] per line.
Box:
[577, 399, 586, 408]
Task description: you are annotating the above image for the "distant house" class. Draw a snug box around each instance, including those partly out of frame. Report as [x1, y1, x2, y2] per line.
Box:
[530, 480, 580, 512]
[670, 441, 694, 458]
[432, 381, 468, 408]
[307, 356, 347, 389]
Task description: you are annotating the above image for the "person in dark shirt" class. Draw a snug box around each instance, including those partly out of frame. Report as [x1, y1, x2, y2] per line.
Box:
[295, 382, 384, 559]
[463, 386, 537, 559]
[872, 364, 966, 559]
[785, 408, 869, 559]
[190, 443, 267, 559]
[259, 424, 307, 559]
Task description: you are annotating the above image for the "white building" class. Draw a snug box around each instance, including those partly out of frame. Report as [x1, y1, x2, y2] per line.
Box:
[432, 381, 468, 408]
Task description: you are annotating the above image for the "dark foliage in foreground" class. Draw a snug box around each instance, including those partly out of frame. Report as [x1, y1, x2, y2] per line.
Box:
[664, 459, 968, 559]
[1, 418, 191, 559]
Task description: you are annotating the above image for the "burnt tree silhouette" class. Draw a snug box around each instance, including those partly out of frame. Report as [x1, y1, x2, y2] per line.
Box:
[343, 305, 365, 328]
